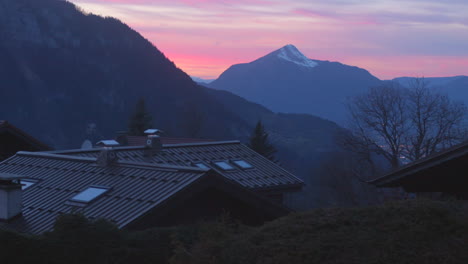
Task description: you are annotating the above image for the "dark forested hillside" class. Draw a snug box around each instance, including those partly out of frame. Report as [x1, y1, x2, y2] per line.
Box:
[0, 0, 250, 148]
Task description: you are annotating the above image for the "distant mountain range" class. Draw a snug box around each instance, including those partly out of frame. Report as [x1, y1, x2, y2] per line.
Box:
[207, 44, 383, 124]
[206, 45, 468, 124]
[191, 76, 214, 84]
[393, 76, 468, 104]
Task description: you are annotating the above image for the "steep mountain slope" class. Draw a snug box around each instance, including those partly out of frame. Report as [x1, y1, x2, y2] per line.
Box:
[0, 0, 251, 148]
[208, 44, 383, 124]
[393, 76, 468, 104]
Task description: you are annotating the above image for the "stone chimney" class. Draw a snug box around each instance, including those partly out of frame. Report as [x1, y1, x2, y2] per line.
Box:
[144, 129, 163, 156]
[0, 173, 24, 222]
[96, 140, 120, 167]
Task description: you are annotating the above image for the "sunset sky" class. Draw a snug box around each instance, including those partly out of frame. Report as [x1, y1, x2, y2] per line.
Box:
[69, 0, 468, 80]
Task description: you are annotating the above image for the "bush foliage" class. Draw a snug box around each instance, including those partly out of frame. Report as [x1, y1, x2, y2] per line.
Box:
[1, 200, 467, 264]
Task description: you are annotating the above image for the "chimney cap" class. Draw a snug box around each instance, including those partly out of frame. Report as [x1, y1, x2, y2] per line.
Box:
[96, 140, 120, 147]
[144, 129, 163, 135]
[0, 173, 26, 181]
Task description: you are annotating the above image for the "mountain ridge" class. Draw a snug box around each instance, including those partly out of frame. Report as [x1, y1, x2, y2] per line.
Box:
[393, 76, 468, 105]
[208, 44, 383, 124]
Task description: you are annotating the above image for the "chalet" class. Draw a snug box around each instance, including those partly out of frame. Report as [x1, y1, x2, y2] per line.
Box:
[0, 150, 290, 234]
[52, 135, 304, 206]
[370, 141, 468, 199]
[0, 121, 51, 161]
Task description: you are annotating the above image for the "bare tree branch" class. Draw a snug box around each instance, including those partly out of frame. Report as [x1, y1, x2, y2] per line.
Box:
[343, 78, 467, 171]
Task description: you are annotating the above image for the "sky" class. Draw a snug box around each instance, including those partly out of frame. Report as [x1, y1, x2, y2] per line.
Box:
[69, 0, 468, 80]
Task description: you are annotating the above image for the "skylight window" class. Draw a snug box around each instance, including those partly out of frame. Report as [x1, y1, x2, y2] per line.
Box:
[213, 161, 235, 171]
[20, 179, 38, 190]
[232, 160, 254, 169]
[70, 186, 109, 203]
[193, 162, 210, 170]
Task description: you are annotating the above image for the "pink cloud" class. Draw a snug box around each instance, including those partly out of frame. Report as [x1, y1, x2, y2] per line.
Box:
[292, 8, 334, 19]
[70, 0, 468, 79]
[292, 8, 380, 25]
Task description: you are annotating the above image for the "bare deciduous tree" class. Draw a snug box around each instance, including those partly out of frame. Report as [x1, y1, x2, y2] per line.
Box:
[343, 78, 467, 170]
[403, 78, 466, 160]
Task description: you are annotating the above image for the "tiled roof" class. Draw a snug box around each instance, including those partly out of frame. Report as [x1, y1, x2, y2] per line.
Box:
[124, 136, 217, 146]
[0, 151, 211, 234]
[370, 141, 468, 187]
[51, 141, 304, 190]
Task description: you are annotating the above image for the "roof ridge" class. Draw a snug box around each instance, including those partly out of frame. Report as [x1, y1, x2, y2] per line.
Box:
[162, 140, 241, 148]
[46, 146, 145, 154]
[47, 140, 242, 154]
[116, 160, 209, 172]
[16, 151, 209, 173]
[16, 151, 97, 162]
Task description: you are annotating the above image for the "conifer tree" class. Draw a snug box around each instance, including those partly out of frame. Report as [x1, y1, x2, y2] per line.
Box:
[248, 120, 277, 161]
[128, 98, 153, 136]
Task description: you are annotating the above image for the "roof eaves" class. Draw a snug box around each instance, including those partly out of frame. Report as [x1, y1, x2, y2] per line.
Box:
[0, 172, 27, 180]
[370, 142, 468, 186]
[252, 182, 305, 191]
[0, 121, 52, 151]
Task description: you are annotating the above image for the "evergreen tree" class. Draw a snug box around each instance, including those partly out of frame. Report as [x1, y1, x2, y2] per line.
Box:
[128, 98, 153, 136]
[248, 120, 277, 161]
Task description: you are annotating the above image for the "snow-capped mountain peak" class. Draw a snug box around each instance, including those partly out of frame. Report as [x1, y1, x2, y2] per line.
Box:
[276, 44, 318, 68]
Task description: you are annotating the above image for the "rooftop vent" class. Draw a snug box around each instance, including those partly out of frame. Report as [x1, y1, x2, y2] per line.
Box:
[0, 173, 25, 221]
[96, 140, 119, 167]
[144, 129, 163, 135]
[144, 129, 163, 156]
[96, 140, 120, 148]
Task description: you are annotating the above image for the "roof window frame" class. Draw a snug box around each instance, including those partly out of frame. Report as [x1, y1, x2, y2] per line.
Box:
[69, 185, 110, 204]
[192, 162, 210, 170]
[212, 160, 236, 171]
[20, 179, 39, 190]
[231, 159, 254, 170]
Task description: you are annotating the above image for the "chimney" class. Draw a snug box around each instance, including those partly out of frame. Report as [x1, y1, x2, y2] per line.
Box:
[96, 140, 120, 167]
[0, 173, 24, 222]
[144, 129, 163, 156]
[115, 131, 129, 146]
